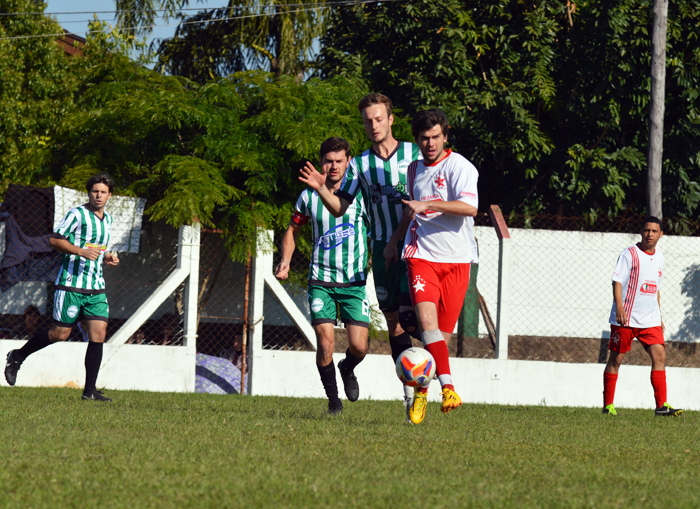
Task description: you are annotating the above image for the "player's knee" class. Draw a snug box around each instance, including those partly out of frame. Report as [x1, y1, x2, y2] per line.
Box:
[389, 334, 413, 362]
[49, 327, 70, 342]
[398, 309, 420, 340]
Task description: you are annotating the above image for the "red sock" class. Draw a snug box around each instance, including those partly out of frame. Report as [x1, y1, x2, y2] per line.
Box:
[603, 371, 618, 407]
[650, 370, 667, 409]
[424, 339, 451, 387]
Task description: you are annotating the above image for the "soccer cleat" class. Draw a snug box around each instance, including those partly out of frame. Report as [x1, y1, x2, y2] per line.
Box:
[327, 398, 343, 416]
[82, 389, 112, 402]
[337, 359, 359, 402]
[4, 350, 23, 386]
[409, 391, 427, 424]
[440, 387, 462, 414]
[655, 402, 683, 417]
[602, 404, 617, 415]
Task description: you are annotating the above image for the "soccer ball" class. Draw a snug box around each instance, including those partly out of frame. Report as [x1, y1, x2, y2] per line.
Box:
[396, 347, 436, 388]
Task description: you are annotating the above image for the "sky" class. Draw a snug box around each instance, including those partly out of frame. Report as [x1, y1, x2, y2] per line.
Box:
[44, 0, 219, 49]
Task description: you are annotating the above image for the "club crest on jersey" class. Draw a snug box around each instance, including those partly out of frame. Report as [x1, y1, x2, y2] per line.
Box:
[434, 173, 446, 189]
[317, 223, 355, 250]
[640, 282, 658, 295]
[397, 160, 410, 174]
[369, 182, 408, 204]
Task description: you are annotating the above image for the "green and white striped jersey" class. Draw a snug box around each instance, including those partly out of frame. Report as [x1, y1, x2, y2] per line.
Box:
[292, 188, 369, 287]
[336, 142, 421, 242]
[53, 205, 112, 293]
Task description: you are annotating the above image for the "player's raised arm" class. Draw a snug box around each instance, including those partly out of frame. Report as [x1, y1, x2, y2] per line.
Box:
[299, 161, 351, 218]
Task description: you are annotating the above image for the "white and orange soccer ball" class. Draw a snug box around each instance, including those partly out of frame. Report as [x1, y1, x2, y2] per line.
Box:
[395, 347, 436, 388]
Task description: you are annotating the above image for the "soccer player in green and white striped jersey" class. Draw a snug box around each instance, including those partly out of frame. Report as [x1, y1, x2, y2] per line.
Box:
[299, 94, 421, 420]
[4, 174, 120, 401]
[276, 137, 370, 415]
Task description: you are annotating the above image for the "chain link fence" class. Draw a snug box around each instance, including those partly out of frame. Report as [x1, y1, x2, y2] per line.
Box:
[458, 213, 700, 368]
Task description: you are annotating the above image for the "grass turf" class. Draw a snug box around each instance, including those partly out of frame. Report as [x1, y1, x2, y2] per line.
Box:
[0, 387, 698, 509]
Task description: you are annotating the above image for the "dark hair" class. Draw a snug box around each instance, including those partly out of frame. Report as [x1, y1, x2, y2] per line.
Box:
[643, 216, 663, 231]
[23, 305, 41, 317]
[358, 93, 393, 118]
[86, 174, 115, 194]
[411, 109, 450, 140]
[319, 137, 352, 162]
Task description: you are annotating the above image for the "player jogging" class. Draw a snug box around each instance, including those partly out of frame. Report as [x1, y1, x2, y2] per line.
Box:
[399, 109, 479, 424]
[602, 217, 682, 417]
[4, 174, 120, 401]
[276, 137, 370, 415]
[299, 93, 421, 418]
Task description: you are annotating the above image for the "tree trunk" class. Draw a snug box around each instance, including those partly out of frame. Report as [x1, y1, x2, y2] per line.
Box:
[647, 0, 668, 219]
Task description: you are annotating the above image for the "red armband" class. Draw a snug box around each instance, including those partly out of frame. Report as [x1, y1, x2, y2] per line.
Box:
[291, 211, 310, 225]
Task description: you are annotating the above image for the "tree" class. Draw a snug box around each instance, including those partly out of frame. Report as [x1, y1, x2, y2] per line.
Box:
[115, 0, 325, 80]
[20, 52, 404, 260]
[318, 0, 700, 221]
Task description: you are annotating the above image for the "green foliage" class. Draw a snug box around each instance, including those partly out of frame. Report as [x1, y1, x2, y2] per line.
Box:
[20, 54, 379, 260]
[319, 0, 700, 219]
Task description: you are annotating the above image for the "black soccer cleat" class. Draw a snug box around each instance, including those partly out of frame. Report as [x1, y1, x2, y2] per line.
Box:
[654, 402, 683, 417]
[82, 389, 112, 402]
[338, 359, 359, 402]
[4, 350, 23, 386]
[327, 398, 343, 416]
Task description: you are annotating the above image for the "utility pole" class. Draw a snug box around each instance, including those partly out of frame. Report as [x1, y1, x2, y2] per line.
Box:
[647, 0, 668, 219]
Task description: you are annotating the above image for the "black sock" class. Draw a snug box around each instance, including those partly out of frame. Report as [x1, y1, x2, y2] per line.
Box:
[342, 348, 363, 372]
[317, 361, 340, 402]
[389, 332, 413, 363]
[16, 329, 52, 362]
[84, 342, 104, 392]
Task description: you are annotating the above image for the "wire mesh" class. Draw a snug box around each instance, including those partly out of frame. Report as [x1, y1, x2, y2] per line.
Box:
[458, 213, 700, 367]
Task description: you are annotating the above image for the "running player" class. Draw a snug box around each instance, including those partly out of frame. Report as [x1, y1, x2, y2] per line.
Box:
[276, 137, 370, 415]
[4, 174, 120, 401]
[399, 108, 479, 424]
[299, 93, 421, 417]
[602, 217, 683, 416]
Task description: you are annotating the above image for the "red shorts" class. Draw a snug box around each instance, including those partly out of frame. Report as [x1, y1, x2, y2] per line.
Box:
[405, 258, 470, 334]
[609, 325, 664, 353]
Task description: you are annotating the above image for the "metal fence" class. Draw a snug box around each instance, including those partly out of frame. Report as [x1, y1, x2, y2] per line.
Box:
[459, 213, 700, 368]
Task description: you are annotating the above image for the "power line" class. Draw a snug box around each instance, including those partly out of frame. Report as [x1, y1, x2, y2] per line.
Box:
[0, 0, 399, 41]
[0, 1, 369, 17]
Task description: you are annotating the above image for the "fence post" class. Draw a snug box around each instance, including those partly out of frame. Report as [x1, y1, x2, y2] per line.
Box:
[182, 223, 200, 348]
[248, 229, 273, 395]
[489, 205, 511, 360]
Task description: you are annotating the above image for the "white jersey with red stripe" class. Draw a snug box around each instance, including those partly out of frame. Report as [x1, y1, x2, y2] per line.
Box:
[609, 243, 664, 328]
[401, 149, 479, 263]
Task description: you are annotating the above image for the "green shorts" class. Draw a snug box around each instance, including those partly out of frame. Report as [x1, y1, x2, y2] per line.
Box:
[53, 289, 109, 326]
[307, 285, 370, 327]
[371, 240, 409, 312]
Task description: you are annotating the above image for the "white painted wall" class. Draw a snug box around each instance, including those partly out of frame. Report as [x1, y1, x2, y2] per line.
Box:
[473, 226, 700, 341]
[0, 339, 195, 392]
[252, 349, 700, 411]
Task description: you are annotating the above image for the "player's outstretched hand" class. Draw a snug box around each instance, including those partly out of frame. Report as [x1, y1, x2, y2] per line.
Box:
[401, 199, 429, 220]
[383, 242, 399, 269]
[299, 161, 326, 190]
[105, 252, 120, 266]
[275, 261, 290, 280]
[81, 247, 102, 261]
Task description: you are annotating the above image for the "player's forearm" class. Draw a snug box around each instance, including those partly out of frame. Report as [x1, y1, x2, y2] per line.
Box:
[315, 186, 347, 218]
[279, 226, 298, 264]
[612, 282, 624, 311]
[388, 216, 411, 246]
[49, 237, 81, 256]
[422, 200, 477, 217]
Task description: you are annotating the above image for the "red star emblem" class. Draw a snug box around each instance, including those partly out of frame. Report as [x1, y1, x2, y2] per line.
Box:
[434, 174, 445, 189]
[658, 268, 663, 277]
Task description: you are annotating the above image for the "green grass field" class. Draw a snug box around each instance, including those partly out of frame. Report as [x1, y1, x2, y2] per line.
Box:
[1, 388, 698, 509]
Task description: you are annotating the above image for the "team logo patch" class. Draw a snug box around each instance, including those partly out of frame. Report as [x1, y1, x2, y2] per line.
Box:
[612, 331, 621, 344]
[434, 173, 446, 189]
[370, 183, 409, 204]
[318, 223, 355, 250]
[67, 305, 79, 318]
[310, 298, 324, 313]
[375, 287, 389, 301]
[412, 275, 426, 293]
[640, 283, 658, 295]
[398, 160, 410, 174]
